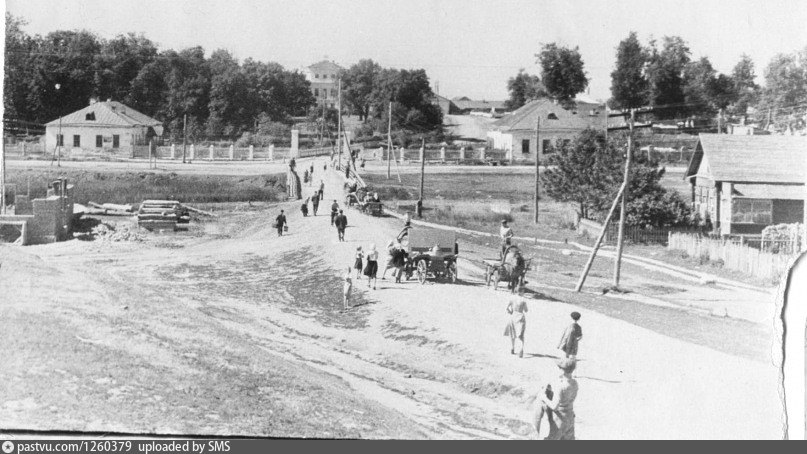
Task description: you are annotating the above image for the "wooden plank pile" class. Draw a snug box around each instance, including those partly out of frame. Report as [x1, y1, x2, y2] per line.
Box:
[137, 200, 183, 231]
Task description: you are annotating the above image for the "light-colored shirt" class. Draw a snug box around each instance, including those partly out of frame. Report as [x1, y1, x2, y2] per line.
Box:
[366, 250, 379, 261]
[500, 225, 513, 239]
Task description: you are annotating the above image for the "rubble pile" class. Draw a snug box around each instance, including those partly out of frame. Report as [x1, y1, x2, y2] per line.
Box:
[91, 223, 144, 242]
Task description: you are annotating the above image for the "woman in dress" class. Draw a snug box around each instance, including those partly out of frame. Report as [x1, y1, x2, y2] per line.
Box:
[353, 246, 364, 279]
[504, 296, 528, 358]
[342, 267, 352, 311]
[364, 243, 379, 290]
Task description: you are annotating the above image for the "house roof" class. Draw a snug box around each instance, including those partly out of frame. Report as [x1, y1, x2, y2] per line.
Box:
[452, 98, 506, 111]
[685, 134, 807, 184]
[307, 60, 343, 72]
[46, 101, 162, 128]
[491, 99, 605, 132]
[732, 183, 805, 200]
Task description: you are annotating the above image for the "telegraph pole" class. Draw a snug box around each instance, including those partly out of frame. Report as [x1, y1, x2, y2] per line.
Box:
[182, 114, 187, 163]
[336, 78, 342, 170]
[534, 117, 540, 224]
[1, 139, 6, 215]
[417, 138, 425, 218]
[613, 108, 635, 288]
[387, 102, 392, 179]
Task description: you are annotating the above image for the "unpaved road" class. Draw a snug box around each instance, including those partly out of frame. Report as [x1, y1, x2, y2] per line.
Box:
[0, 163, 784, 439]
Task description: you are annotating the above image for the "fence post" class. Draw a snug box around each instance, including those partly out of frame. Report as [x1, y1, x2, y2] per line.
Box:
[249, 145, 254, 160]
[170, 144, 176, 159]
[460, 147, 465, 161]
[269, 144, 274, 161]
[229, 144, 234, 160]
[209, 145, 214, 160]
[22, 142, 26, 156]
[440, 146, 446, 162]
[399, 147, 405, 164]
[480, 147, 486, 162]
[419, 146, 424, 163]
[189, 144, 195, 160]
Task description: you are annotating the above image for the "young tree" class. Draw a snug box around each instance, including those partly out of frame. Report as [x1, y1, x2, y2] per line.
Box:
[505, 69, 546, 110]
[609, 31, 648, 110]
[536, 43, 588, 108]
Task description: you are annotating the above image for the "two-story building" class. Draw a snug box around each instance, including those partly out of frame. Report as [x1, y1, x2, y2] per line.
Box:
[303, 60, 344, 109]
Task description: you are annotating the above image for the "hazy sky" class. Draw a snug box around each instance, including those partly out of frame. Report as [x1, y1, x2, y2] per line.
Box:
[6, 0, 807, 101]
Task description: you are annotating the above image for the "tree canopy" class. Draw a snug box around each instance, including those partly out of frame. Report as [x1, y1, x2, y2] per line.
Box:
[505, 69, 546, 110]
[536, 43, 588, 108]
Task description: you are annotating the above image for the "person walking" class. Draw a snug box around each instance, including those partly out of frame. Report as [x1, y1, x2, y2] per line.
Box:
[380, 240, 396, 280]
[311, 192, 320, 216]
[310, 163, 314, 178]
[319, 180, 325, 201]
[330, 200, 339, 225]
[274, 210, 287, 236]
[352, 246, 364, 279]
[392, 243, 407, 283]
[364, 243, 379, 290]
[342, 267, 352, 311]
[301, 198, 309, 217]
[558, 312, 583, 359]
[533, 359, 579, 440]
[335, 209, 348, 242]
[504, 296, 528, 358]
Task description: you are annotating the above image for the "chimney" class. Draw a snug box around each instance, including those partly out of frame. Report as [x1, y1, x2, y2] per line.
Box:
[89, 97, 98, 105]
[107, 98, 111, 102]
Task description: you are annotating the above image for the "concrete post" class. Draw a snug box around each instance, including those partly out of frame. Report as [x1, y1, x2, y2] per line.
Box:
[269, 144, 275, 161]
[189, 144, 195, 160]
[291, 130, 300, 159]
[440, 147, 446, 162]
[460, 147, 465, 161]
[419, 146, 425, 163]
[399, 147, 405, 164]
[480, 147, 486, 162]
[170, 144, 176, 159]
[229, 144, 234, 160]
[209, 145, 214, 160]
[249, 145, 254, 161]
[22, 142, 26, 156]
[378, 147, 383, 160]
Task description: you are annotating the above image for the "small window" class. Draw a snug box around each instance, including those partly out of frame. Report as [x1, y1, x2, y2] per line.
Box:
[315, 74, 320, 79]
[314, 88, 319, 96]
[547, 113, 558, 120]
[330, 89, 337, 97]
[112, 135, 119, 148]
[521, 139, 530, 154]
[86, 112, 95, 121]
[73, 135, 80, 147]
[56, 134, 64, 146]
[542, 139, 552, 153]
[96, 135, 102, 148]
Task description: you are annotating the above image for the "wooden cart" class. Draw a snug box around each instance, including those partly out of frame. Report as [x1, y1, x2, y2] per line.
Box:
[400, 228, 458, 284]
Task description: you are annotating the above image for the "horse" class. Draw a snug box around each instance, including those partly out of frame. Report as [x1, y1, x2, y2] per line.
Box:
[492, 245, 527, 293]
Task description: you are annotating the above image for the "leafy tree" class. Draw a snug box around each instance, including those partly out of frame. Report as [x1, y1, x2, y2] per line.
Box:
[609, 31, 648, 110]
[730, 54, 759, 116]
[95, 33, 158, 104]
[682, 57, 718, 116]
[542, 128, 691, 227]
[341, 59, 381, 121]
[206, 49, 256, 138]
[759, 47, 807, 116]
[536, 43, 588, 108]
[505, 69, 546, 110]
[645, 36, 691, 119]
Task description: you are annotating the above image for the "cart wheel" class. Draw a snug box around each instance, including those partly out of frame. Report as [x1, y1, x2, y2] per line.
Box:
[448, 262, 458, 283]
[416, 260, 427, 285]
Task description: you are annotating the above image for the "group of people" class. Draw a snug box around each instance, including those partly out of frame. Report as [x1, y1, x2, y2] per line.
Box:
[504, 296, 583, 440]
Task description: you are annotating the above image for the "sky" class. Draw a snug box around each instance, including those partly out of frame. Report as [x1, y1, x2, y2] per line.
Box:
[5, 0, 807, 101]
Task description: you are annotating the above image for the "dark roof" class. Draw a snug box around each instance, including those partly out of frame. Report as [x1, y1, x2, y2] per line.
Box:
[492, 99, 605, 132]
[733, 184, 804, 200]
[452, 98, 506, 111]
[685, 134, 807, 184]
[307, 60, 343, 72]
[46, 101, 161, 127]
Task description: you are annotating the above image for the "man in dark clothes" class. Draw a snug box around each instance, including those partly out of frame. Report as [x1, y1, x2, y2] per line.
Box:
[319, 180, 325, 201]
[275, 210, 287, 236]
[330, 200, 339, 225]
[311, 192, 320, 216]
[301, 199, 309, 217]
[334, 209, 348, 242]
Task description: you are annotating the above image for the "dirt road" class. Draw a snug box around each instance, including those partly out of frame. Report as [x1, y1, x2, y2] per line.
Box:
[0, 165, 784, 439]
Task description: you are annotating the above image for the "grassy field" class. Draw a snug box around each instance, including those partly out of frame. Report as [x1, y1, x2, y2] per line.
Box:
[4, 168, 287, 205]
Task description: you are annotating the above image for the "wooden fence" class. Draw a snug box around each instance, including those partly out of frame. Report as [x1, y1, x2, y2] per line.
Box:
[577, 218, 700, 245]
[668, 232, 796, 282]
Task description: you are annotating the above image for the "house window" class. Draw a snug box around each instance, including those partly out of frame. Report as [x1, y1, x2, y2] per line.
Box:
[86, 112, 95, 121]
[96, 135, 103, 148]
[562, 139, 571, 147]
[73, 135, 80, 147]
[542, 139, 553, 154]
[547, 113, 558, 120]
[731, 199, 772, 224]
[315, 74, 320, 79]
[314, 88, 319, 96]
[56, 134, 64, 146]
[112, 135, 119, 148]
[330, 89, 336, 97]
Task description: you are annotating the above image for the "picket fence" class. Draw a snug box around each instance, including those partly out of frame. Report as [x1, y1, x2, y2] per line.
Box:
[667, 232, 796, 282]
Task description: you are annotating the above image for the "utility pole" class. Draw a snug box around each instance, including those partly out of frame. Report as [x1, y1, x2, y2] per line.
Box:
[387, 101, 392, 179]
[182, 114, 187, 163]
[613, 108, 635, 288]
[534, 117, 540, 224]
[1, 139, 6, 215]
[718, 108, 724, 134]
[336, 78, 342, 170]
[417, 138, 425, 218]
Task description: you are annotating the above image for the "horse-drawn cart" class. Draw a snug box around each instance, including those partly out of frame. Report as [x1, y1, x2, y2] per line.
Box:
[345, 192, 384, 216]
[400, 228, 459, 284]
[483, 245, 531, 293]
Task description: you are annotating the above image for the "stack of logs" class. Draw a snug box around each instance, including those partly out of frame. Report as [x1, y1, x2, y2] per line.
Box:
[137, 200, 188, 231]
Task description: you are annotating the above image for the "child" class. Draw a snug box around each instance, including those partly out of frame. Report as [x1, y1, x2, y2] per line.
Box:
[342, 267, 352, 311]
[558, 312, 583, 359]
[301, 198, 309, 217]
[353, 246, 364, 279]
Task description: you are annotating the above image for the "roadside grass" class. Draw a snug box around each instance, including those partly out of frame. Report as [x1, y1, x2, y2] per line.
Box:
[4, 168, 286, 205]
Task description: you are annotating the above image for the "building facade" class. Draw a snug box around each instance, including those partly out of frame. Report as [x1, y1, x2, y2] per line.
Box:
[303, 60, 344, 109]
[684, 134, 807, 235]
[45, 100, 162, 157]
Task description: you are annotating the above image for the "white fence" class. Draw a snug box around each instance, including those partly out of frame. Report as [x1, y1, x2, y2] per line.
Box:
[667, 232, 797, 282]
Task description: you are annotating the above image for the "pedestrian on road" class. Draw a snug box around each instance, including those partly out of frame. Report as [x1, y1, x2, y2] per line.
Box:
[330, 200, 339, 225]
[335, 209, 348, 242]
[301, 198, 309, 217]
[504, 296, 528, 358]
[353, 246, 364, 278]
[303, 169, 309, 184]
[392, 243, 407, 283]
[380, 240, 396, 280]
[311, 193, 320, 216]
[342, 267, 352, 311]
[274, 210, 287, 236]
[364, 243, 379, 290]
[500, 219, 514, 259]
[533, 359, 579, 440]
[558, 312, 583, 359]
[319, 180, 325, 201]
